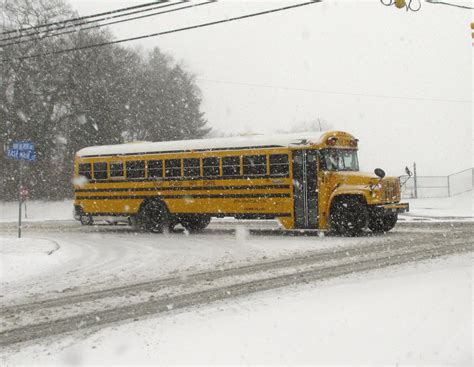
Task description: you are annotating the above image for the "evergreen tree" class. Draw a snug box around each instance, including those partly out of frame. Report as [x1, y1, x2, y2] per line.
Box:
[0, 1, 210, 201]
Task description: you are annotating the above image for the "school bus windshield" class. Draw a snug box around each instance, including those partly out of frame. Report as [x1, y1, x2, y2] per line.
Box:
[321, 149, 359, 172]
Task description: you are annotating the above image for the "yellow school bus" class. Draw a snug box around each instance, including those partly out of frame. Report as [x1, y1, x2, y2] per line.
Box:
[73, 131, 408, 235]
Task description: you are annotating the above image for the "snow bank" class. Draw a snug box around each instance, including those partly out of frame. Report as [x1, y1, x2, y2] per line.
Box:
[0, 200, 73, 223]
[0, 237, 60, 283]
[4, 254, 471, 365]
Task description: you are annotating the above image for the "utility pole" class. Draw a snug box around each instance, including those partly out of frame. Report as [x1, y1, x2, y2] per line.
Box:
[447, 174, 451, 197]
[413, 162, 418, 199]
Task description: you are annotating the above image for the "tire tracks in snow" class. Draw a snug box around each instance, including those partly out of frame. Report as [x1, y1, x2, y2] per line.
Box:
[0, 225, 472, 347]
[0, 227, 462, 315]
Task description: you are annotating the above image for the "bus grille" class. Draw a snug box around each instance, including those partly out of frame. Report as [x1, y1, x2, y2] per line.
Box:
[382, 180, 400, 202]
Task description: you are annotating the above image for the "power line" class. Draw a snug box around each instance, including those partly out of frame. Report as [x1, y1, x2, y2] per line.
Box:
[2, 1, 323, 62]
[197, 77, 473, 104]
[0, 0, 185, 44]
[1, 1, 215, 47]
[0, 0, 171, 37]
[425, 0, 474, 9]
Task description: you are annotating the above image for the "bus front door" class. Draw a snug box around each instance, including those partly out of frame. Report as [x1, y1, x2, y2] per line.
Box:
[292, 149, 318, 229]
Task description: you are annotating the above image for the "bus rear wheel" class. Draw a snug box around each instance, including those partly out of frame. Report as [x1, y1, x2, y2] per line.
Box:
[329, 197, 368, 236]
[80, 214, 93, 226]
[180, 215, 211, 232]
[137, 200, 170, 233]
[368, 212, 398, 233]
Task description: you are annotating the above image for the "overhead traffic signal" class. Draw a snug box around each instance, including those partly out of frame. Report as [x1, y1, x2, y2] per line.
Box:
[380, 0, 421, 12]
[471, 23, 474, 45]
[395, 0, 406, 8]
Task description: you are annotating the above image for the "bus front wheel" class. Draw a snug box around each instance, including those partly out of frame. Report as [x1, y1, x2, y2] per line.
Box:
[368, 212, 398, 233]
[329, 197, 368, 236]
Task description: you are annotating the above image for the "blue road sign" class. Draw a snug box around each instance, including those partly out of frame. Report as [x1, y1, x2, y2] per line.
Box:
[7, 140, 36, 161]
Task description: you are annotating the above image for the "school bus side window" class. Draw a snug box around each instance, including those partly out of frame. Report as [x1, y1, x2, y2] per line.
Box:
[203, 157, 219, 176]
[93, 162, 107, 180]
[110, 162, 124, 178]
[183, 158, 200, 177]
[269, 154, 289, 176]
[243, 155, 267, 175]
[165, 159, 182, 177]
[78, 163, 92, 179]
[126, 161, 145, 178]
[222, 156, 240, 176]
[148, 160, 163, 178]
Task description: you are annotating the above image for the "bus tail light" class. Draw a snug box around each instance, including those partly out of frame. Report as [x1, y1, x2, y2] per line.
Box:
[327, 137, 338, 146]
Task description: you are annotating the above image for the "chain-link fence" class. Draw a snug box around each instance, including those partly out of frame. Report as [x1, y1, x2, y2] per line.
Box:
[400, 168, 473, 198]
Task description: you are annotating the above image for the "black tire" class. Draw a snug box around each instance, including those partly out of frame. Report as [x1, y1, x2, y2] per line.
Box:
[368, 212, 398, 233]
[329, 197, 368, 236]
[137, 200, 170, 233]
[167, 215, 180, 232]
[80, 214, 93, 226]
[180, 215, 211, 233]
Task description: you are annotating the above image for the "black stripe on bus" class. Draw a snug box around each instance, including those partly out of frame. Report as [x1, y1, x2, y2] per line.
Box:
[85, 212, 292, 218]
[79, 145, 285, 158]
[84, 174, 290, 184]
[75, 184, 291, 193]
[75, 193, 291, 200]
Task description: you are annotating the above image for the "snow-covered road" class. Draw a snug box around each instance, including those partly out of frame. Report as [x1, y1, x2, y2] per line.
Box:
[1, 193, 472, 363]
[1, 220, 470, 306]
[0, 219, 472, 350]
[3, 253, 470, 365]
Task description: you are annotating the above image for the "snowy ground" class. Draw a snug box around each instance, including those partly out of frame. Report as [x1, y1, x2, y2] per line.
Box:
[0, 193, 472, 365]
[1, 222, 387, 304]
[0, 200, 73, 222]
[2, 254, 471, 365]
[401, 190, 473, 220]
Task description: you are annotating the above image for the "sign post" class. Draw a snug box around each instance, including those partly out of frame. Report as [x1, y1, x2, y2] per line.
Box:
[18, 161, 23, 238]
[7, 141, 36, 238]
[20, 186, 29, 219]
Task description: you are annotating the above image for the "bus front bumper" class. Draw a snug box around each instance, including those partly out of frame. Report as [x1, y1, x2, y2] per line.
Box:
[374, 202, 409, 214]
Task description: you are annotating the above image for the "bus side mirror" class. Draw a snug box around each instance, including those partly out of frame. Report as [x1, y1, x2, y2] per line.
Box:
[374, 168, 385, 179]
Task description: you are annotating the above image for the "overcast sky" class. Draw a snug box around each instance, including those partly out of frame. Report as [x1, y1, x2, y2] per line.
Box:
[68, 0, 472, 176]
